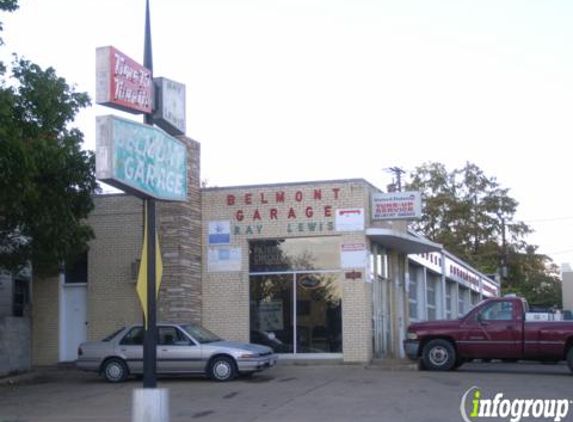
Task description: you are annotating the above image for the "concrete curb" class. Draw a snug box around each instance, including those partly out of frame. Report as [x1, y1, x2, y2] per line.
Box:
[0, 370, 43, 387]
[368, 358, 418, 371]
[0, 364, 75, 387]
[0, 359, 418, 387]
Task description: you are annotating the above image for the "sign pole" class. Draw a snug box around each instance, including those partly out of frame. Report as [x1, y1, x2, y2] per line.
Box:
[142, 0, 157, 390]
[142, 198, 157, 388]
[133, 3, 170, 419]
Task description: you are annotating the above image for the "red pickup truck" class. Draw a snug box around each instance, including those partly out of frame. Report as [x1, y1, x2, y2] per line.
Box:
[403, 296, 573, 371]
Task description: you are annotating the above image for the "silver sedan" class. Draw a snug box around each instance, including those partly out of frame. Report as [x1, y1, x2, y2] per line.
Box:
[77, 323, 278, 382]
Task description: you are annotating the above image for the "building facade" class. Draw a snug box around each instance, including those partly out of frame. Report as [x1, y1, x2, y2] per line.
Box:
[202, 179, 499, 361]
[31, 139, 499, 365]
[0, 267, 31, 375]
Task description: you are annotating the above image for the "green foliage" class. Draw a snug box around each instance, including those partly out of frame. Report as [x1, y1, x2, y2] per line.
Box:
[0, 4, 98, 276]
[0, 0, 18, 45]
[503, 247, 562, 307]
[406, 161, 561, 304]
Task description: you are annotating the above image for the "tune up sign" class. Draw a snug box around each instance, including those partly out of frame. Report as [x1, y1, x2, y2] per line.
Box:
[96, 46, 153, 114]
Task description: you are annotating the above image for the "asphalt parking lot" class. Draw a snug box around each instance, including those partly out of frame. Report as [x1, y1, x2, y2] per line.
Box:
[1, 361, 572, 422]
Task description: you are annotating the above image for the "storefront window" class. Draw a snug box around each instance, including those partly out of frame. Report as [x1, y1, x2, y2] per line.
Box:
[458, 288, 467, 316]
[249, 237, 340, 272]
[408, 278, 418, 320]
[445, 282, 453, 319]
[249, 238, 342, 354]
[426, 278, 437, 320]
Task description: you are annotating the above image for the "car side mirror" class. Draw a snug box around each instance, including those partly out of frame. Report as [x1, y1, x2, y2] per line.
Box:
[476, 313, 483, 323]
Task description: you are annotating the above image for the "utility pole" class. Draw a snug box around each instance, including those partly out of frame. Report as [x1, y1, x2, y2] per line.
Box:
[384, 167, 406, 192]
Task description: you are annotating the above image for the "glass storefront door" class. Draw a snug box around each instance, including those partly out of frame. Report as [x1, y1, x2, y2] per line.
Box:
[250, 274, 294, 353]
[296, 273, 342, 353]
[249, 238, 342, 355]
[250, 272, 342, 354]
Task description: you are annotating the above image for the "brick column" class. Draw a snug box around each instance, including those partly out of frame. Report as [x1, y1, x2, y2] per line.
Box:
[157, 137, 202, 324]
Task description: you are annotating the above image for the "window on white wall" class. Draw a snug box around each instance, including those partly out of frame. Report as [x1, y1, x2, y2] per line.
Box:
[65, 252, 88, 284]
[408, 278, 418, 321]
[445, 282, 452, 320]
[458, 288, 467, 316]
[426, 278, 436, 320]
[12, 278, 29, 317]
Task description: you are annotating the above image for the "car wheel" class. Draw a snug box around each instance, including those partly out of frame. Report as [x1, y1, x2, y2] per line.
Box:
[102, 358, 129, 383]
[209, 356, 237, 382]
[422, 339, 456, 371]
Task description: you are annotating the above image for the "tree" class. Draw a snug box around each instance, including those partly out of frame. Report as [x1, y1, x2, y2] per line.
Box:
[0, 2, 98, 276]
[406, 161, 561, 304]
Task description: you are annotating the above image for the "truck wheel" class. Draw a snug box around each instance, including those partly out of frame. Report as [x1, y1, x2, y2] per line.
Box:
[453, 357, 465, 370]
[422, 339, 456, 371]
[567, 348, 573, 373]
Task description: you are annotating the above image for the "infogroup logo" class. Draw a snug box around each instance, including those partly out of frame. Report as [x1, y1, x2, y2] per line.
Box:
[460, 386, 571, 422]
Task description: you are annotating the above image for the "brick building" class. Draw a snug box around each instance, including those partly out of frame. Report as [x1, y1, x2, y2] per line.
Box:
[31, 138, 499, 365]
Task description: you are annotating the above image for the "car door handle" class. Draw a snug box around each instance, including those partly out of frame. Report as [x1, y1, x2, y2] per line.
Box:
[506, 325, 514, 330]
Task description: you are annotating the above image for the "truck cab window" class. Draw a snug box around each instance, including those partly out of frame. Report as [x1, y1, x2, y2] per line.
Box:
[479, 301, 514, 321]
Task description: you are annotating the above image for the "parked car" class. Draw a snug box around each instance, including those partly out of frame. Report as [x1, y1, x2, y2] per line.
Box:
[403, 296, 573, 371]
[77, 323, 278, 382]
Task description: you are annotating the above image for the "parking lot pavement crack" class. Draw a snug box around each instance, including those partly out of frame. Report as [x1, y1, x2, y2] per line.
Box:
[246, 379, 336, 422]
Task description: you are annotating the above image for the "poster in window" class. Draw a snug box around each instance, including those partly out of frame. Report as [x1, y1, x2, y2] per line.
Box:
[259, 301, 284, 331]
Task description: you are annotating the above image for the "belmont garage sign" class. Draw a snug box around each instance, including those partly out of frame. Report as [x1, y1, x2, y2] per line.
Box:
[222, 187, 364, 235]
[96, 115, 187, 201]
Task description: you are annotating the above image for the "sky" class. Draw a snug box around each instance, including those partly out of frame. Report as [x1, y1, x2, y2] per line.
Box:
[2, 0, 573, 269]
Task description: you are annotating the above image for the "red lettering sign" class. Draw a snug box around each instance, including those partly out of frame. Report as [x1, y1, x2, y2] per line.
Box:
[96, 46, 153, 114]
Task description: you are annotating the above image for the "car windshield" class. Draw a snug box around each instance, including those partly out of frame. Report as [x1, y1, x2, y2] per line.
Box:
[102, 327, 125, 341]
[182, 325, 221, 344]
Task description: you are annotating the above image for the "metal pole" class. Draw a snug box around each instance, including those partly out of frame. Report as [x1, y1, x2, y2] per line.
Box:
[143, 198, 157, 388]
[142, 0, 156, 389]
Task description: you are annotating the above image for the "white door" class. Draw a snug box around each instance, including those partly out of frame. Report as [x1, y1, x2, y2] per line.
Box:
[60, 283, 87, 362]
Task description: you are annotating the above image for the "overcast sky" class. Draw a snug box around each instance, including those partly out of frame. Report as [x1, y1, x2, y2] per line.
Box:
[2, 0, 573, 269]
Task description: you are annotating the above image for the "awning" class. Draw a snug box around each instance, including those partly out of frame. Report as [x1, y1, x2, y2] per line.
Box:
[366, 228, 442, 254]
